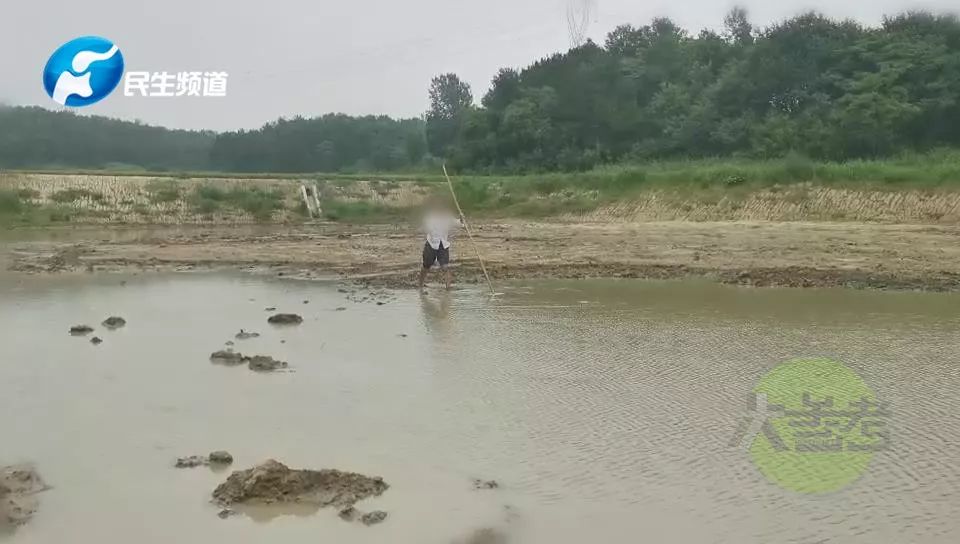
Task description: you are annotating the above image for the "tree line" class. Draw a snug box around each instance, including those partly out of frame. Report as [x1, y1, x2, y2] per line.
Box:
[1, 9, 958, 173]
[431, 9, 960, 172]
[0, 106, 213, 171]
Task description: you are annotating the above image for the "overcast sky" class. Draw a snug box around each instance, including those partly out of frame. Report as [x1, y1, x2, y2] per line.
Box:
[2, 0, 955, 131]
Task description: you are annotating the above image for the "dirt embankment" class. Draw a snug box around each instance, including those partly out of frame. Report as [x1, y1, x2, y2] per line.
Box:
[573, 184, 960, 224]
[8, 220, 960, 291]
[7, 172, 960, 225]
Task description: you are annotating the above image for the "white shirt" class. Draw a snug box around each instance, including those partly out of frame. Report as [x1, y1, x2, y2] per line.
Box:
[423, 212, 460, 250]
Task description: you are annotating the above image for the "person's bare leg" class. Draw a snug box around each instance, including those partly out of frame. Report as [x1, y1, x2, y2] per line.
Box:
[419, 267, 428, 291]
[444, 266, 452, 290]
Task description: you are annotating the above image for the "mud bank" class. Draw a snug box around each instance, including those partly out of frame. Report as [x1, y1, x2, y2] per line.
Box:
[1, 465, 47, 531]
[7, 221, 960, 291]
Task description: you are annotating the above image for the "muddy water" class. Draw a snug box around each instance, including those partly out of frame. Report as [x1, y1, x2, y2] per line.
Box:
[1, 274, 959, 543]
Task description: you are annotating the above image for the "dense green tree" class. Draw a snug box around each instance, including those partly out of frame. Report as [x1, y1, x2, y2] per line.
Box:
[723, 6, 754, 45]
[425, 73, 474, 157]
[0, 106, 212, 170]
[446, 8, 960, 171]
[210, 114, 426, 172]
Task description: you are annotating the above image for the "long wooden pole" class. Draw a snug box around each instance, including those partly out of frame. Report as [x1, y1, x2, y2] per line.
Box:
[442, 164, 496, 296]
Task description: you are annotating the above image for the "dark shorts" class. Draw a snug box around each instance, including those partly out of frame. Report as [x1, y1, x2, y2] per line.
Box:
[422, 242, 450, 269]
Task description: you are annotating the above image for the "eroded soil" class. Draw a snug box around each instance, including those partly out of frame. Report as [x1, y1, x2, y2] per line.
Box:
[8, 220, 960, 290]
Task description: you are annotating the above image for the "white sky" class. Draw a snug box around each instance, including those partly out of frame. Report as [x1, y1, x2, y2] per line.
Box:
[2, 0, 956, 131]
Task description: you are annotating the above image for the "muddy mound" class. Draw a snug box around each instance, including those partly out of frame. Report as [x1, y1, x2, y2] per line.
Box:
[209, 451, 234, 464]
[472, 479, 499, 490]
[210, 351, 287, 372]
[339, 506, 388, 525]
[1, 465, 48, 530]
[210, 350, 245, 365]
[101, 316, 126, 329]
[175, 451, 234, 469]
[246, 356, 287, 372]
[175, 455, 209, 469]
[268, 313, 303, 325]
[212, 460, 387, 510]
[69, 325, 94, 336]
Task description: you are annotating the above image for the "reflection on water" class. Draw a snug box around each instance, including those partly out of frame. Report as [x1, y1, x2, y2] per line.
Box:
[1, 274, 959, 543]
[419, 291, 453, 338]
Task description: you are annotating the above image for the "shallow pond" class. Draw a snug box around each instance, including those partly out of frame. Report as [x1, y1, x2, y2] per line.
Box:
[1, 273, 959, 543]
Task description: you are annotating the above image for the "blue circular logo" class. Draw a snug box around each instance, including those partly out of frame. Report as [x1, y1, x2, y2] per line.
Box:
[42, 36, 124, 107]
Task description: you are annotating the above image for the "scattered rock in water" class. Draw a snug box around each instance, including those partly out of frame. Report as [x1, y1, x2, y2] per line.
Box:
[210, 350, 245, 366]
[472, 479, 500, 490]
[338, 507, 389, 526]
[247, 356, 288, 372]
[101, 316, 126, 330]
[235, 329, 260, 340]
[376, 302, 386, 306]
[1, 465, 48, 530]
[335, 307, 347, 312]
[175, 456, 209, 469]
[211, 351, 288, 372]
[225, 341, 234, 346]
[338, 506, 360, 522]
[268, 314, 303, 325]
[265, 307, 277, 312]
[303, 300, 310, 305]
[212, 460, 388, 511]
[397, 334, 408, 338]
[361, 510, 388, 526]
[208, 451, 234, 465]
[175, 451, 234, 469]
[90, 337, 103, 345]
[0, 466, 46, 499]
[69, 325, 94, 336]
[217, 508, 238, 519]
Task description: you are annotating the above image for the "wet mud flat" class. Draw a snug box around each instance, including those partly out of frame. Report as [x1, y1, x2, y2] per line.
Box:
[7, 220, 960, 291]
[1, 272, 960, 543]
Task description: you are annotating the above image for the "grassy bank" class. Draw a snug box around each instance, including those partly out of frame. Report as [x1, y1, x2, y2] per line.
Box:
[4, 151, 960, 224]
[316, 151, 960, 220]
[0, 178, 300, 226]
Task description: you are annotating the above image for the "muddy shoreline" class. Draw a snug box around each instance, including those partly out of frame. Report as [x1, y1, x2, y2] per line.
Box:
[6, 220, 960, 291]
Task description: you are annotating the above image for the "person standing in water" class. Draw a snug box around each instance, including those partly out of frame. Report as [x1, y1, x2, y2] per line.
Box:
[419, 197, 462, 291]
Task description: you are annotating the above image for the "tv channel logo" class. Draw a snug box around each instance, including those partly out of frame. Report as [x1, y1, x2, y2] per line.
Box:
[43, 36, 125, 107]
